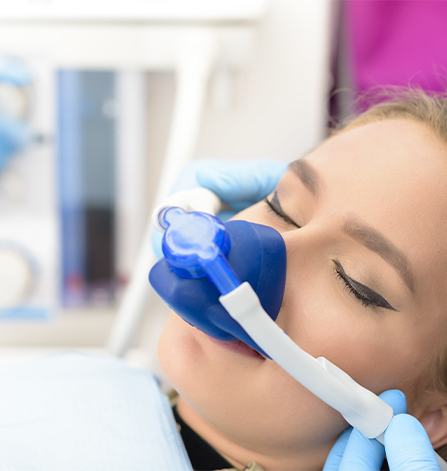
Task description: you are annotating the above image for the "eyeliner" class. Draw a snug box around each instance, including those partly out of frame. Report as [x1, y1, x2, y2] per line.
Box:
[266, 191, 301, 228]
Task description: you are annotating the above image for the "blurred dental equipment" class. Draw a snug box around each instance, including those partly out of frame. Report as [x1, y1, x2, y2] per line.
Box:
[0, 241, 36, 312]
[0, 57, 53, 318]
[149, 189, 447, 470]
[0, 57, 33, 169]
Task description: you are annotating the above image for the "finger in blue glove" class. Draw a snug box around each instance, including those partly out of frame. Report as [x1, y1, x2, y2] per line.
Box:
[323, 389, 406, 471]
[196, 159, 287, 211]
[385, 414, 440, 471]
[323, 428, 352, 471]
[338, 389, 407, 471]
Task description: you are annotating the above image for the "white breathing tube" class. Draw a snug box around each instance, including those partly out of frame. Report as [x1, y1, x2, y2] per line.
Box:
[220, 283, 392, 438]
[155, 188, 447, 469]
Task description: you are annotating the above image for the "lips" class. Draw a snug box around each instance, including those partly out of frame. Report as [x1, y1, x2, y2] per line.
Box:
[208, 337, 266, 361]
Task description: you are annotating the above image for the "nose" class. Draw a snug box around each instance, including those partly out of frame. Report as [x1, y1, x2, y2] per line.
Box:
[274, 222, 330, 329]
[280, 218, 329, 259]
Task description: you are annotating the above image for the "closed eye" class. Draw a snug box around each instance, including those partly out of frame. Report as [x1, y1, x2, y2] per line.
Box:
[264, 192, 301, 228]
[332, 259, 397, 311]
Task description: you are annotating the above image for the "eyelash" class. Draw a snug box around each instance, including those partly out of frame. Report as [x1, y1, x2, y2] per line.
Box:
[333, 263, 377, 309]
[264, 196, 395, 311]
[264, 196, 301, 228]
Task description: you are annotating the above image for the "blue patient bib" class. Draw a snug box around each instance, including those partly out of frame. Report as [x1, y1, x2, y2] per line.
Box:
[0, 353, 192, 471]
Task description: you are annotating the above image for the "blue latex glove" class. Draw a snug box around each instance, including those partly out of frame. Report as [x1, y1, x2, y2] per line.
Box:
[195, 159, 287, 218]
[152, 159, 287, 257]
[323, 389, 440, 471]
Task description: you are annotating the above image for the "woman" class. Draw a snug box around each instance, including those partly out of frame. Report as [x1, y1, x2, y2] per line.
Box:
[157, 90, 447, 470]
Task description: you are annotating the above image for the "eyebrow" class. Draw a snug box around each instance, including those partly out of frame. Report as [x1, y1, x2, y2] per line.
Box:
[343, 217, 415, 293]
[288, 158, 415, 294]
[289, 159, 320, 197]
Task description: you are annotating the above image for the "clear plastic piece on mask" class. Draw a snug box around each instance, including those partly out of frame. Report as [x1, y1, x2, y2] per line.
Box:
[157, 206, 240, 294]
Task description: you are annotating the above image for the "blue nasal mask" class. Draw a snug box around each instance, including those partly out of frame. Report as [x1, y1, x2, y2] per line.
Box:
[149, 207, 287, 357]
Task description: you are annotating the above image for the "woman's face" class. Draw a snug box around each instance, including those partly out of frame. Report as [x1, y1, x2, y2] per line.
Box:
[158, 119, 447, 469]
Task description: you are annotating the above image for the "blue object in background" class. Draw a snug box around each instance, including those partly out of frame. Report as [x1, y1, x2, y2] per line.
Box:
[57, 69, 116, 306]
[0, 57, 33, 170]
[57, 70, 86, 306]
[80, 71, 116, 303]
[149, 214, 287, 357]
[0, 56, 32, 87]
[0, 114, 31, 169]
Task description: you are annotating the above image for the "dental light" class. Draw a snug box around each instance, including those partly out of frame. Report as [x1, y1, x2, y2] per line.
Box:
[149, 188, 447, 470]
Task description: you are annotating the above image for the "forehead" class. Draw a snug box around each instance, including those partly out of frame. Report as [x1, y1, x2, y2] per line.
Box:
[299, 119, 447, 272]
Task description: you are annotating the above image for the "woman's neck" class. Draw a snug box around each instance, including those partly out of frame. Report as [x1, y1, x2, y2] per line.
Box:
[176, 397, 332, 471]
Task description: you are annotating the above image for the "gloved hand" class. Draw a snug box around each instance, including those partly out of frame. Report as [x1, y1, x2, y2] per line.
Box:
[323, 389, 440, 471]
[152, 159, 287, 257]
[194, 159, 287, 218]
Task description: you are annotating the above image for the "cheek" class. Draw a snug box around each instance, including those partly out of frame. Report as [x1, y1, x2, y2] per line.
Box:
[278, 259, 428, 396]
[157, 314, 201, 384]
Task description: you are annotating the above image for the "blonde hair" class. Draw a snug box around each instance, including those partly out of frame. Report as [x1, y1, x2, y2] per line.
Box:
[336, 88, 447, 140]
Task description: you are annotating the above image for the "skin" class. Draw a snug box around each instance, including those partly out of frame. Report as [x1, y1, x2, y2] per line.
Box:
[158, 119, 447, 470]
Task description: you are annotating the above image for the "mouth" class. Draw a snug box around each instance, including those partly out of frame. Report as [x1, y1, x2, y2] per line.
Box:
[207, 336, 266, 361]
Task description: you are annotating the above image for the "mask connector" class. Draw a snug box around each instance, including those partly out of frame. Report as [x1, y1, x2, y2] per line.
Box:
[158, 206, 241, 294]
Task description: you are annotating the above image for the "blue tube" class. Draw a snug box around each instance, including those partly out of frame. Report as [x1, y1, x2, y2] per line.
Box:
[202, 253, 240, 295]
[158, 206, 241, 294]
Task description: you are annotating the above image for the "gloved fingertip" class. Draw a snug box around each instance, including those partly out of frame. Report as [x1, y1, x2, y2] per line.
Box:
[379, 389, 407, 415]
[196, 159, 287, 203]
[196, 167, 237, 201]
[388, 413, 426, 435]
[385, 414, 440, 470]
[322, 428, 352, 471]
[195, 165, 217, 183]
[171, 161, 205, 193]
[195, 162, 226, 186]
[268, 160, 288, 177]
[339, 428, 384, 471]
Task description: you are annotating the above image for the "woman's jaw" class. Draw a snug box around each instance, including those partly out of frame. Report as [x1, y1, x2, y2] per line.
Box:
[158, 314, 344, 470]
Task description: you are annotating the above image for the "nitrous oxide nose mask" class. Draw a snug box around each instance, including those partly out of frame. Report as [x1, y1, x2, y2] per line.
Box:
[149, 206, 286, 358]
